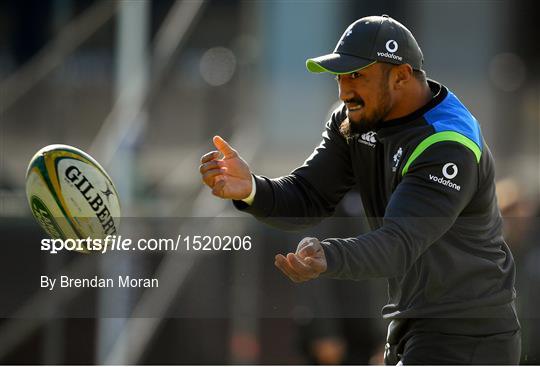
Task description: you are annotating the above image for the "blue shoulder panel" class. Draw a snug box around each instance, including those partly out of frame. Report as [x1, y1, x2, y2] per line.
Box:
[423, 90, 483, 150]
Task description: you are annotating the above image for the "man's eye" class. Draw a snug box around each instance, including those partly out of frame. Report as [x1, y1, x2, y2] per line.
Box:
[334, 72, 360, 81]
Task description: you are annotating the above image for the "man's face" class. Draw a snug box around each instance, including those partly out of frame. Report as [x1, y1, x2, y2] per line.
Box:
[336, 62, 393, 137]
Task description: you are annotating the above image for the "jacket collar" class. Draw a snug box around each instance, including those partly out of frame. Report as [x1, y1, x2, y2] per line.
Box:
[375, 79, 447, 137]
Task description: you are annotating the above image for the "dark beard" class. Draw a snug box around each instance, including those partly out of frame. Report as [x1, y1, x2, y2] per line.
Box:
[339, 114, 379, 139]
[340, 71, 392, 140]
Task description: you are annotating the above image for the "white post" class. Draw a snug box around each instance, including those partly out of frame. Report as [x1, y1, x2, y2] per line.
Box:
[96, 0, 149, 363]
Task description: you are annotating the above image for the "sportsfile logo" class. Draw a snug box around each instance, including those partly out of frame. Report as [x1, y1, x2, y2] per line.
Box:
[359, 131, 377, 148]
[377, 40, 403, 61]
[429, 163, 460, 191]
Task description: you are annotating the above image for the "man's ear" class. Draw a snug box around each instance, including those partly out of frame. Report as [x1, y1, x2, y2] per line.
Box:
[393, 64, 413, 89]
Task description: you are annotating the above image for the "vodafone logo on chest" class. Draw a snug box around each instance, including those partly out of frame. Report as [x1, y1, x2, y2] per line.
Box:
[442, 163, 458, 179]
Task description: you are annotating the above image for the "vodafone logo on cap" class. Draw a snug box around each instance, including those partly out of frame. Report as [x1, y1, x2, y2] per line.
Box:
[385, 40, 398, 53]
[377, 40, 402, 61]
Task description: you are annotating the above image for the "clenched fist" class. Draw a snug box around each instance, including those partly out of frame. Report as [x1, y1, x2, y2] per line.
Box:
[199, 136, 253, 200]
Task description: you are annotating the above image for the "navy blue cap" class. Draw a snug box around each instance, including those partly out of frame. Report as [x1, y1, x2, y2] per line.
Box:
[306, 15, 423, 74]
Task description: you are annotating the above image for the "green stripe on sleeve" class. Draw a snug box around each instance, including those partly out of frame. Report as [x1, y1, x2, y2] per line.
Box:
[401, 131, 482, 176]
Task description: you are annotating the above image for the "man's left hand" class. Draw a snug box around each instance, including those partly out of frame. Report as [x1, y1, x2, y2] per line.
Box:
[274, 237, 327, 282]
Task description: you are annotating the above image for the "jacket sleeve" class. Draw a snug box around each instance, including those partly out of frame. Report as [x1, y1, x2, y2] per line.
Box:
[233, 107, 356, 230]
[321, 141, 479, 279]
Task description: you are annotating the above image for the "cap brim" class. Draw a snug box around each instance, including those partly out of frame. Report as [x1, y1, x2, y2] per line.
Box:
[306, 53, 376, 74]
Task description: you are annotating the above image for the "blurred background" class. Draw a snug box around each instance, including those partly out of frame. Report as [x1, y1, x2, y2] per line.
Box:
[0, 0, 539, 364]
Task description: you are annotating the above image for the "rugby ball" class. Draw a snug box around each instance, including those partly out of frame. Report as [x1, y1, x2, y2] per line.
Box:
[25, 144, 121, 243]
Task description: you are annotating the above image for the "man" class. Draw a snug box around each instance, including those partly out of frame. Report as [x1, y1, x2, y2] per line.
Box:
[199, 15, 520, 364]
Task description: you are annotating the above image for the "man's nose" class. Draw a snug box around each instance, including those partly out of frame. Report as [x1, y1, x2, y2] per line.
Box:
[338, 81, 354, 102]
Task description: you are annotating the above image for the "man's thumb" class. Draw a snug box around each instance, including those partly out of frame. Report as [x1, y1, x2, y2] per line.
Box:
[213, 135, 237, 158]
[298, 240, 318, 258]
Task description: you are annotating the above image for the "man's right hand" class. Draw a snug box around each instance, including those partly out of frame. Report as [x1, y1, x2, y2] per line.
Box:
[199, 135, 253, 200]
